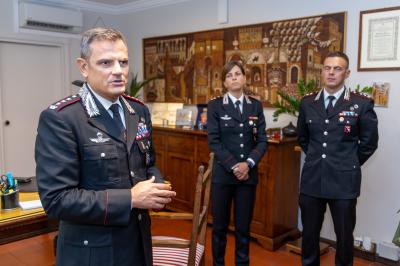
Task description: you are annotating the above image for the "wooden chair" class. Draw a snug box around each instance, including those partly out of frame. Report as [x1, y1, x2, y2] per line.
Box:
[152, 153, 214, 266]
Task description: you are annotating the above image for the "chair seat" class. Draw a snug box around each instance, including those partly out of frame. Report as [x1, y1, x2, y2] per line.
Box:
[152, 236, 205, 266]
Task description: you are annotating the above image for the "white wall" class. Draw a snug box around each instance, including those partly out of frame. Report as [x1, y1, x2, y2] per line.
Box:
[118, 0, 400, 245]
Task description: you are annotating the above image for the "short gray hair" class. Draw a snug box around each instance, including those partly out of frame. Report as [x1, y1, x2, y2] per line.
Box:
[80, 27, 127, 59]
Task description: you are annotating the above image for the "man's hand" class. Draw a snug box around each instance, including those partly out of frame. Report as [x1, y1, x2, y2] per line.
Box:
[131, 176, 176, 209]
[232, 162, 249, 181]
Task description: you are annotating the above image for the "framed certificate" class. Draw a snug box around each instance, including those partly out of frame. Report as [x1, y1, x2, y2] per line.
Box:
[358, 6, 400, 71]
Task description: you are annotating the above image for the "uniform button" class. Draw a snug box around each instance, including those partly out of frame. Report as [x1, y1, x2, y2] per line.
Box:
[325, 119, 329, 124]
[225, 123, 228, 126]
[240, 144, 244, 148]
[323, 131, 328, 136]
[240, 154, 244, 158]
[83, 240, 88, 246]
[239, 133, 243, 137]
[322, 143, 327, 147]
[130, 171, 135, 178]
[100, 152, 106, 157]
[239, 123, 243, 127]
[138, 214, 142, 221]
[322, 154, 326, 159]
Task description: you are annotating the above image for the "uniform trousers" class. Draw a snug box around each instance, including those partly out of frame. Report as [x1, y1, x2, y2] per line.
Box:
[299, 193, 357, 266]
[211, 182, 256, 266]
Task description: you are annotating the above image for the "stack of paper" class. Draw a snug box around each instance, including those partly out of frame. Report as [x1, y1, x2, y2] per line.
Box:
[19, 200, 43, 210]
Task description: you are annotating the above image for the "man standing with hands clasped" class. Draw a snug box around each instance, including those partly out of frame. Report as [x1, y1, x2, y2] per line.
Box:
[297, 51, 378, 266]
[35, 28, 176, 266]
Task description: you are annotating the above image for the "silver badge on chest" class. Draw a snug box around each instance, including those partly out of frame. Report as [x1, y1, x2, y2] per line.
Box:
[90, 132, 110, 143]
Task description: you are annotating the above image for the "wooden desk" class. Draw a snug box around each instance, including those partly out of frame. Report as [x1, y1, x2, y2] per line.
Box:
[0, 192, 58, 244]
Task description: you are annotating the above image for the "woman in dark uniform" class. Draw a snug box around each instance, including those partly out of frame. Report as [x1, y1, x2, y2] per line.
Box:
[207, 61, 267, 266]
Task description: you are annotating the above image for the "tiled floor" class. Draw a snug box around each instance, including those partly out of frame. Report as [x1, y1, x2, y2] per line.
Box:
[0, 219, 384, 265]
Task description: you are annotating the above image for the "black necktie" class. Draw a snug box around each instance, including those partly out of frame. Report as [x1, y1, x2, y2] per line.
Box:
[326, 95, 335, 116]
[109, 104, 125, 133]
[235, 100, 242, 117]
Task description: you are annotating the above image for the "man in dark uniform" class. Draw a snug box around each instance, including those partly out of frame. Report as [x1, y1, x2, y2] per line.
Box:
[297, 51, 378, 266]
[35, 28, 176, 266]
[207, 61, 267, 265]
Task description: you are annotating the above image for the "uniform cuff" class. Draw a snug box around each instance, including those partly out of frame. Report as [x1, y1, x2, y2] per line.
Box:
[246, 158, 255, 168]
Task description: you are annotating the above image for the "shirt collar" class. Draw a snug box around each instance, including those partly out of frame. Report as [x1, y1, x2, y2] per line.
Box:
[86, 84, 122, 111]
[324, 86, 344, 101]
[227, 92, 244, 104]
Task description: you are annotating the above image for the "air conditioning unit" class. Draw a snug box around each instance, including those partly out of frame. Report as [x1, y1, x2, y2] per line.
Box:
[19, 2, 83, 34]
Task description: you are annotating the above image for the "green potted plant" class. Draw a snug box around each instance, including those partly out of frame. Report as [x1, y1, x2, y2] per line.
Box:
[128, 73, 158, 98]
[354, 84, 373, 95]
[272, 79, 318, 137]
[272, 79, 318, 122]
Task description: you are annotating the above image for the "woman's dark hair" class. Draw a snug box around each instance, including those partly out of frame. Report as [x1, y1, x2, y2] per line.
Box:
[221, 60, 245, 81]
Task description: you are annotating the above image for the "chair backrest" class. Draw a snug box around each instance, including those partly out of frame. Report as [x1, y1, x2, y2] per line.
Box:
[187, 152, 214, 265]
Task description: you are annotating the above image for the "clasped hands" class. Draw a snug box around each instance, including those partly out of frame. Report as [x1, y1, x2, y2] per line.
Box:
[232, 162, 249, 181]
[131, 176, 176, 209]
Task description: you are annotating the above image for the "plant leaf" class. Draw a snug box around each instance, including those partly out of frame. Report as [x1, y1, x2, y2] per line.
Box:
[129, 72, 158, 97]
[273, 79, 317, 121]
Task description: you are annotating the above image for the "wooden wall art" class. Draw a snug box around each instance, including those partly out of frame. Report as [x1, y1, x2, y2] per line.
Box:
[143, 12, 346, 106]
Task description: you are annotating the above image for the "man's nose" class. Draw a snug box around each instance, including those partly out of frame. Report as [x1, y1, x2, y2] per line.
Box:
[328, 68, 335, 75]
[112, 62, 122, 74]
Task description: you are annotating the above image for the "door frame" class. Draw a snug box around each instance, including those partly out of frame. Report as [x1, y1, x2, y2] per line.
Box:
[0, 37, 71, 174]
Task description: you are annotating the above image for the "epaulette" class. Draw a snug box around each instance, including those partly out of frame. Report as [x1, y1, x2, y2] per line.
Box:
[247, 94, 261, 102]
[48, 94, 80, 112]
[122, 94, 144, 105]
[210, 95, 222, 101]
[351, 91, 372, 99]
[302, 91, 318, 99]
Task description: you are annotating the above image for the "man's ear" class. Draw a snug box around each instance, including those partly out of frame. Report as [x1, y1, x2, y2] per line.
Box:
[76, 58, 89, 78]
[345, 69, 351, 79]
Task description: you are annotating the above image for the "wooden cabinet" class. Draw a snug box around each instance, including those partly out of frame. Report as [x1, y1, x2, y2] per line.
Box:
[152, 126, 301, 250]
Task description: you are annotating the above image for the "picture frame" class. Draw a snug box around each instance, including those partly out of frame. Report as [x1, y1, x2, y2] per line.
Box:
[175, 108, 193, 126]
[358, 6, 400, 71]
[372, 82, 390, 107]
[195, 104, 208, 130]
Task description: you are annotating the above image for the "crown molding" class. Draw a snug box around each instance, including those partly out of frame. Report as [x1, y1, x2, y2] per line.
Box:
[115, 0, 190, 14]
[29, 0, 191, 15]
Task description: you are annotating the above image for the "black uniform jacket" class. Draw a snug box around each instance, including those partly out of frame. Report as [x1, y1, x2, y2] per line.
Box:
[35, 85, 161, 266]
[297, 88, 378, 199]
[207, 94, 267, 185]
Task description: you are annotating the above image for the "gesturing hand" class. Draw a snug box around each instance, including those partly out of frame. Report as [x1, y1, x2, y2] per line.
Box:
[131, 176, 176, 209]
